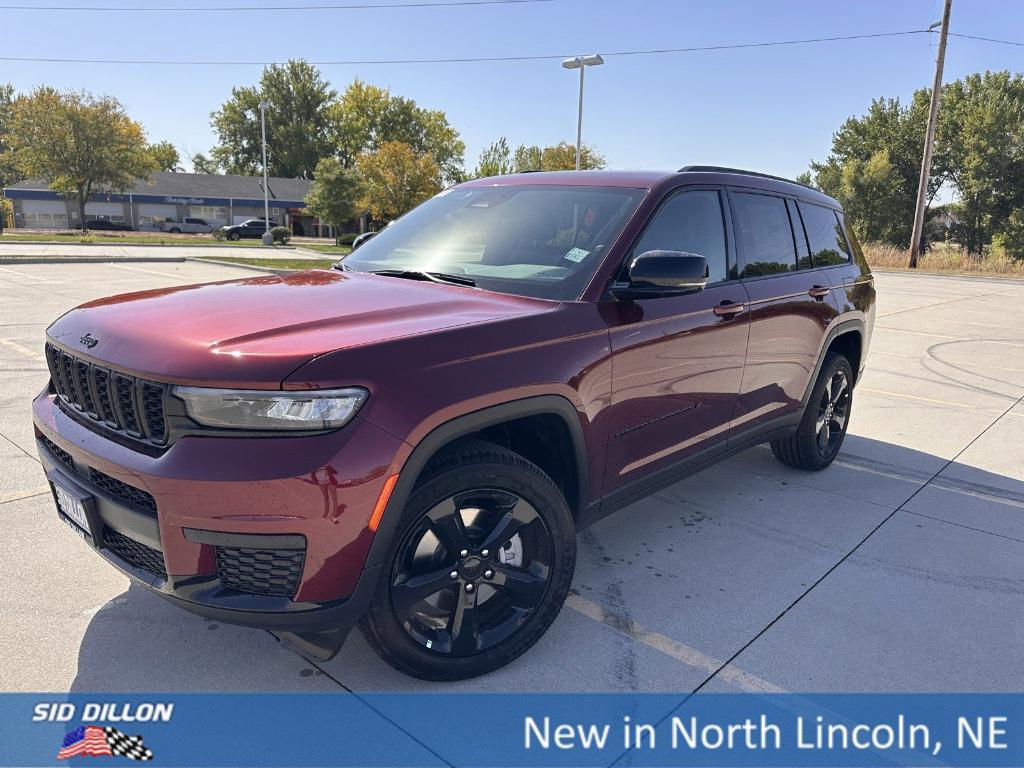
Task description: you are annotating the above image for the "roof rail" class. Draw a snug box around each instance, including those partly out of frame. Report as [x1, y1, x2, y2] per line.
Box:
[677, 165, 817, 191]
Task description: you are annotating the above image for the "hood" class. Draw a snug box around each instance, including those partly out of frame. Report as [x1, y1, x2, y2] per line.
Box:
[46, 270, 554, 387]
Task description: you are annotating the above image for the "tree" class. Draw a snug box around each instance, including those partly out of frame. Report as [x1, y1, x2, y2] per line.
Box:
[472, 137, 513, 178]
[10, 88, 156, 231]
[148, 140, 182, 172]
[304, 157, 361, 244]
[0, 83, 18, 190]
[210, 60, 335, 179]
[329, 79, 465, 185]
[938, 71, 1024, 254]
[356, 141, 440, 222]
[188, 151, 221, 175]
[513, 141, 606, 172]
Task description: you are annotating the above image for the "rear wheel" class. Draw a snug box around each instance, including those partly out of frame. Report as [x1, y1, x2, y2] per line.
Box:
[228, 231, 241, 241]
[361, 441, 575, 680]
[770, 354, 853, 471]
[169, 227, 181, 234]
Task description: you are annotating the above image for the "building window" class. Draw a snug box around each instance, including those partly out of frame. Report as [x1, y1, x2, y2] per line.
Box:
[191, 205, 228, 222]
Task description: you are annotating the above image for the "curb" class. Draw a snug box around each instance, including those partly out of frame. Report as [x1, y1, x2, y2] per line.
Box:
[870, 267, 1024, 283]
[0, 256, 187, 265]
[0, 240, 304, 251]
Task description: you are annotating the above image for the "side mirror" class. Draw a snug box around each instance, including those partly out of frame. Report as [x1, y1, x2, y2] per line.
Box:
[351, 231, 377, 251]
[611, 250, 708, 300]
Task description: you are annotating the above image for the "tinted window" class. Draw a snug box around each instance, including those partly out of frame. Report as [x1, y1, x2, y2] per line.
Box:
[630, 190, 728, 284]
[800, 202, 850, 266]
[786, 199, 813, 270]
[731, 192, 797, 277]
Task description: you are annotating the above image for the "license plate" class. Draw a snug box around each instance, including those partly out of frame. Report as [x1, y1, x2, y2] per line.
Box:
[53, 481, 91, 535]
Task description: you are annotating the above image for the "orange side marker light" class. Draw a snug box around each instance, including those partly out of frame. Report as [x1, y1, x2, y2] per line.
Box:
[368, 474, 399, 532]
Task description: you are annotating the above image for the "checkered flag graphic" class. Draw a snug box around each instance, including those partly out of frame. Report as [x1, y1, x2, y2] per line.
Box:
[104, 727, 154, 761]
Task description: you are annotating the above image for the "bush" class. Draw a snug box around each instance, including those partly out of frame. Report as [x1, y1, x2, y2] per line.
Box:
[270, 226, 292, 245]
[990, 210, 1024, 260]
[337, 232, 358, 246]
[211, 227, 226, 241]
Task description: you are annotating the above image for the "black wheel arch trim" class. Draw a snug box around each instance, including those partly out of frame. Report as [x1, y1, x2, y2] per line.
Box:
[364, 395, 589, 569]
[800, 318, 865, 408]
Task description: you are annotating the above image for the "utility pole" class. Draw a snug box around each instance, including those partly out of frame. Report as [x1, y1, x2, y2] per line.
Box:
[908, 0, 953, 268]
[259, 99, 271, 244]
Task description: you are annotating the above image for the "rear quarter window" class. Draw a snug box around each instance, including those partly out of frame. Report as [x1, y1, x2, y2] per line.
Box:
[731, 192, 798, 278]
[799, 202, 850, 266]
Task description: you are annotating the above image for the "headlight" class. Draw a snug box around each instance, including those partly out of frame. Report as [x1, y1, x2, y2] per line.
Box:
[173, 386, 368, 431]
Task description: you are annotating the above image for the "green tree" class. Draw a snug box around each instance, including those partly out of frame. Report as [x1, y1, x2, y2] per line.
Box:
[0, 83, 18, 190]
[210, 60, 335, 179]
[304, 157, 361, 244]
[188, 151, 221, 175]
[513, 141, 606, 172]
[329, 79, 465, 185]
[11, 88, 156, 231]
[356, 140, 440, 222]
[938, 71, 1024, 254]
[472, 137, 513, 178]
[148, 140, 182, 172]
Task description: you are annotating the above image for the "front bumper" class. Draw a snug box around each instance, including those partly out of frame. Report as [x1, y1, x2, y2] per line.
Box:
[33, 389, 408, 635]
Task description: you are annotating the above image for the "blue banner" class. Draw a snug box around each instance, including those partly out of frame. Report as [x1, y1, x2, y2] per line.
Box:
[2, 693, 1021, 767]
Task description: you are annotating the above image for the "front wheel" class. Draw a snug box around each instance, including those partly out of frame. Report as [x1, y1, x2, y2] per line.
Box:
[361, 441, 576, 680]
[228, 231, 240, 241]
[770, 354, 853, 471]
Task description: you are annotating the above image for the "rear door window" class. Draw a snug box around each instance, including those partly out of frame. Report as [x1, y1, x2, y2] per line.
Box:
[731, 192, 797, 278]
[799, 202, 850, 266]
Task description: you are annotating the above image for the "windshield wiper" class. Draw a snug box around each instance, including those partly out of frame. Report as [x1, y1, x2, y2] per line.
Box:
[370, 269, 476, 287]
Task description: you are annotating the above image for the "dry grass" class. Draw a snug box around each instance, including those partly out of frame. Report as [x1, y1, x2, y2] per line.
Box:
[862, 242, 1024, 278]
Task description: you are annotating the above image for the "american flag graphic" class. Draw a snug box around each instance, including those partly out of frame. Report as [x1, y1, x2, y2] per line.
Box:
[57, 725, 154, 761]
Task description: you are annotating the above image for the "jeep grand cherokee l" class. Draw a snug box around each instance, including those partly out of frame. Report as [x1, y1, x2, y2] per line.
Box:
[34, 167, 875, 680]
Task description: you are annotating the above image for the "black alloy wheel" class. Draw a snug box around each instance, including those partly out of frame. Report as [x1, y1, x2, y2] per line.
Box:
[390, 488, 552, 656]
[361, 440, 575, 680]
[815, 368, 851, 457]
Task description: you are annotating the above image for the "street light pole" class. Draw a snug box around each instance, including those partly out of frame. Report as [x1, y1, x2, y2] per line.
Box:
[561, 54, 604, 171]
[259, 99, 270, 239]
[907, 0, 953, 268]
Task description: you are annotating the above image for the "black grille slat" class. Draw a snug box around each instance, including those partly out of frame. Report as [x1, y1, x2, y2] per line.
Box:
[44, 344, 168, 448]
[88, 468, 157, 514]
[103, 529, 167, 579]
[141, 384, 166, 442]
[41, 436, 74, 471]
[114, 375, 142, 436]
[216, 546, 305, 597]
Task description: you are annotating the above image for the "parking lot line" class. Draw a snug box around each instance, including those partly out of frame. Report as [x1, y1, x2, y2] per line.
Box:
[0, 338, 46, 363]
[565, 593, 786, 693]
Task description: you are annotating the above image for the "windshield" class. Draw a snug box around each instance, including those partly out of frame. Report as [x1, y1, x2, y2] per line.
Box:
[340, 184, 646, 300]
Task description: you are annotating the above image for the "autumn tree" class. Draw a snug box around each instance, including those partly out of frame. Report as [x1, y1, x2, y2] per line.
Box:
[513, 141, 605, 172]
[210, 60, 335, 179]
[10, 88, 156, 231]
[304, 157, 362, 244]
[356, 141, 440, 222]
[329, 79, 464, 185]
[148, 140, 182, 172]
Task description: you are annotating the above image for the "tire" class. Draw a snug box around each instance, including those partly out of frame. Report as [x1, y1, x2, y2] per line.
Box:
[169, 227, 181, 234]
[228, 231, 241, 241]
[770, 354, 854, 471]
[360, 440, 576, 680]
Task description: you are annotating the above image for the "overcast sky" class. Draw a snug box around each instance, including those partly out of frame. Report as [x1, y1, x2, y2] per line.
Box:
[3, 0, 1022, 178]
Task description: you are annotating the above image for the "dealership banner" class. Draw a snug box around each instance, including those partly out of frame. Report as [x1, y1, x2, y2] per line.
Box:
[2, 693, 1021, 767]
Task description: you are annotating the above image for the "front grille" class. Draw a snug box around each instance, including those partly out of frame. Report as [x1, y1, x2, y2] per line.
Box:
[41, 436, 74, 471]
[45, 343, 168, 448]
[88, 468, 157, 514]
[103, 529, 167, 579]
[216, 546, 304, 597]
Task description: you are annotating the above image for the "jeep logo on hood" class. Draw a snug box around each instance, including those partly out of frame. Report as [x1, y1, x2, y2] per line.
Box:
[79, 333, 99, 349]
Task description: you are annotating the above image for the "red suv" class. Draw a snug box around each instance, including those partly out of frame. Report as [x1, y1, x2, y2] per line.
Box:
[34, 167, 875, 680]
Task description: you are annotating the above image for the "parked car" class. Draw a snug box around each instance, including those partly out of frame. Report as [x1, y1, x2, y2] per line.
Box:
[158, 217, 215, 234]
[219, 219, 273, 240]
[84, 219, 133, 231]
[35, 167, 874, 680]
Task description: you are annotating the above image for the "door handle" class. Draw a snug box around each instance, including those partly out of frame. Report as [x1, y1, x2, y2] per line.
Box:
[713, 300, 746, 318]
[808, 285, 831, 299]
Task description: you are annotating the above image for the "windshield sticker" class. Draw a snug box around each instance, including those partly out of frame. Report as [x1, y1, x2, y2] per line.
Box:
[564, 247, 590, 263]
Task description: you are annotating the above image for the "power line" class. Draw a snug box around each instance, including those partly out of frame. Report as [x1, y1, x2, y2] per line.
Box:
[0, 0, 552, 10]
[0, 29, 933, 66]
[947, 31, 1024, 48]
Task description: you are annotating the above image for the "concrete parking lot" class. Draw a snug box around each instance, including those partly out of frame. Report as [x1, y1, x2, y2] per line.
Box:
[1, 261, 1022, 695]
